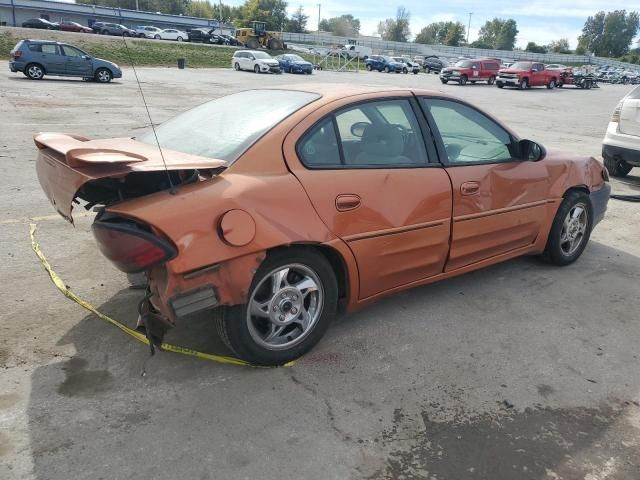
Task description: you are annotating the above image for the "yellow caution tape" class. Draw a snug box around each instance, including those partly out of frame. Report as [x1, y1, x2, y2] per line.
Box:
[30, 223, 292, 368]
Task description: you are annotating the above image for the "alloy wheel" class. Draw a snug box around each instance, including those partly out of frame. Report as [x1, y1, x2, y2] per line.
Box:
[246, 264, 324, 350]
[560, 203, 588, 256]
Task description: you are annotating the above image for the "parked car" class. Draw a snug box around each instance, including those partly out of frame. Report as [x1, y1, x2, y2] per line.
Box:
[33, 85, 610, 365]
[439, 59, 501, 85]
[496, 61, 561, 89]
[57, 21, 93, 33]
[188, 28, 214, 43]
[220, 34, 241, 46]
[134, 26, 163, 39]
[276, 54, 313, 74]
[423, 56, 446, 73]
[159, 29, 188, 41]
[232, 50, 280, 73]
[90, 22, 106, 33]
[602, 85, 640, 177]
[21, 18, 58, 30]
[392, 56, 420, 74]
[365, 55, 405, 73]
[208, 33, 228, 45]
[96, 23, 135, 37]
[546, 64, 567, 71]
[9, 39, 122, 83]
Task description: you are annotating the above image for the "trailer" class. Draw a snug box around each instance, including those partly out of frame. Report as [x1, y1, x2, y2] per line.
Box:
[558, 69, 598, 89]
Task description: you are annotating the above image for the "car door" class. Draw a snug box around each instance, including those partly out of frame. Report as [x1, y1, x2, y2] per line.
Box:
[60, 45, 92, 76]
[532, 63, 545, 86]
[421, 97, 552, 271]
[471, 61, 481, 79]
[283, 94, 452, 300]
[33, 44, 66, 74]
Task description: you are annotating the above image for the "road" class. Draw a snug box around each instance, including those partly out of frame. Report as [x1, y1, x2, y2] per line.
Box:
[1, 64, 639, 479]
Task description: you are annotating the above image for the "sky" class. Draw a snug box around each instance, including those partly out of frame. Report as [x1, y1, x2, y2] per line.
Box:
[252, 0, 640, 49]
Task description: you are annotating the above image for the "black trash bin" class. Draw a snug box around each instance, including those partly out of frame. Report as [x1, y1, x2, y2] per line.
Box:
[177, 58, 185, 69]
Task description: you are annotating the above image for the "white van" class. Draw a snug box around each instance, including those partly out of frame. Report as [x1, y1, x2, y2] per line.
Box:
[341, 44, 372, 59]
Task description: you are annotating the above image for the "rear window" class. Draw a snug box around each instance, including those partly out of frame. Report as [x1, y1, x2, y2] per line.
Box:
[11, 40, 24, 53]
[138, 90, 320, 163]
[484, 63, 499, 70]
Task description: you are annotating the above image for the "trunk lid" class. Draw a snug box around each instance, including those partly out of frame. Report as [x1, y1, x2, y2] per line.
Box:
[35, 132, 226, 222]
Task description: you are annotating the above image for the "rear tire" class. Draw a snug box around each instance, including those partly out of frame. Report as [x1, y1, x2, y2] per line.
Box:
[543, 191, 593, 266]
[214, 248, 338, 366]
[488, 76, 496, 85]
[247, 38, 260, 49]
[604, 156, 633, 177]
[547, 78, 556, 89]
[25, 63, 44, 80]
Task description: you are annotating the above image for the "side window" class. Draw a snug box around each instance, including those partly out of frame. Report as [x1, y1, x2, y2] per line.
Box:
[41, 44, 60, 55]
[298, 118, 341, 167]
[28, 44, 42, 52]
[62, 46, 84, 57]
[423, 98, 513, 164]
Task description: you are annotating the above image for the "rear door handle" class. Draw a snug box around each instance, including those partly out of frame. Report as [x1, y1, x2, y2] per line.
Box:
[335, 194, 361, 211]
[461, 181, 480, 195]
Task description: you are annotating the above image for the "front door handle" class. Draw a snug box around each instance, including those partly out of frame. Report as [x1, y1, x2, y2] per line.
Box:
[461, 181, 480, 195]
[335, 194, 361, 211]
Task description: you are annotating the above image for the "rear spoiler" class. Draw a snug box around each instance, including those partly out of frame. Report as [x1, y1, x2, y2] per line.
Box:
[34, 133, 147, 168]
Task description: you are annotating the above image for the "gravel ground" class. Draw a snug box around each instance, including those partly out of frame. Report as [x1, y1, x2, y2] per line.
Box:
[1, 64, 639, 480]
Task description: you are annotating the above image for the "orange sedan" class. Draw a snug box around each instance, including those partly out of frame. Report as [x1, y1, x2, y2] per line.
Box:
[35, 85, 611, 365]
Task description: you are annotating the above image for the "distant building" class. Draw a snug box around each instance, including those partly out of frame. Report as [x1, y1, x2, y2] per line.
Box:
[0, 0, 234, 33]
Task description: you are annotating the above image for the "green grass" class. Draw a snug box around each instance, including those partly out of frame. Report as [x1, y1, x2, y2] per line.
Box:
[0, 27, 327, 69]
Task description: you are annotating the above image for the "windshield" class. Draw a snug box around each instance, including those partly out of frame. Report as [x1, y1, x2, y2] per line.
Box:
[392, 57, 404, 63]
[455, 60, 473, 68]
[253, 52, 271, 59]
[511, 62, 532, 70]
[288, 54, 304, 62]
[138, 90, 320, 163]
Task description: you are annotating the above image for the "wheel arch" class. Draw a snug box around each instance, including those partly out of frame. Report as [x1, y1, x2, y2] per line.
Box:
[563, 184, 590, 198]
[25, 62, 46, 74]
[265, 242, 352, 311]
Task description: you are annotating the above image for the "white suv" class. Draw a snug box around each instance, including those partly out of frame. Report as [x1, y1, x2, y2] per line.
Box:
[232, 50, 281, 74]
[603, 85, 640, 177]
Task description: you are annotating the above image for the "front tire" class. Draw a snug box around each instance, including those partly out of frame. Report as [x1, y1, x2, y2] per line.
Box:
[366, 64, 372, 71]
[384, 66, 390, 73]
[604, 156, 633, 177]
[254, 64, 260, 74]
[234, 62, 240, 71]
[543, 191, 593, 266]
[459, 75, 467, 85]
[519, 78, 529, 90]
[94, 68, 112, 83]
[215, 248, 338, 365]
[177, 36, 183, 42]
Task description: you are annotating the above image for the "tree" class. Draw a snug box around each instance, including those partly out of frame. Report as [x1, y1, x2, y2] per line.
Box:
[377, 7, 411, 42]
[525, 42, 547, 53]
[318, 15, 360, 36]
[415, 21, 465, 46]
[234, 0, 289, 31]
[477, 17, 518, 50]
[548, 38, 571, 53]
[577, 10, 639, 57]
[285, 5, 308, 33]
[444, 22, 465, 46]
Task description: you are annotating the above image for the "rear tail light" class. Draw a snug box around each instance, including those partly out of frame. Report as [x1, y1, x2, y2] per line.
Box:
[611, 101, 623, 123]
[602, 166, 610, 182]
[11, 51, 21, 59]
[92, 216, 177, 273]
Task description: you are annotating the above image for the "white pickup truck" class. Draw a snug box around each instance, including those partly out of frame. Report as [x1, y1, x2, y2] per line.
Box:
[341, 44, 372, 59]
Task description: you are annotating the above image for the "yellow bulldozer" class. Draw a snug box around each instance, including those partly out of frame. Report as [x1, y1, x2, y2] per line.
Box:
[235, 21, 284, 50]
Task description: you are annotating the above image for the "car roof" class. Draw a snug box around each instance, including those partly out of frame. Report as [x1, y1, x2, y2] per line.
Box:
[264, 84, 454, 102]
[23, 39, 64, 44]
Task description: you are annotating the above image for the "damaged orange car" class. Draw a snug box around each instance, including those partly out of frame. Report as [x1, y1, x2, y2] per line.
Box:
[35, 85, 611, 365]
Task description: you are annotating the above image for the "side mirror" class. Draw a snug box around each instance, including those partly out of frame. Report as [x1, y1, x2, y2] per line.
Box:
[517, 139, 546, 161]
[82, 55, 91, 60]
[350, 122, 370, 138]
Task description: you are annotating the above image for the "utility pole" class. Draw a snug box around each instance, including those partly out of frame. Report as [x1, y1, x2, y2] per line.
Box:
[135, 0, 139, 11]
[317, 4, 321, 31]
[219, 0, 223, 29]
[466, 12, 473, 44]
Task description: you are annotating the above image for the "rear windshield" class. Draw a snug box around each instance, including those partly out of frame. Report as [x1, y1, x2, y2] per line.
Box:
[138, 90, 320, 163]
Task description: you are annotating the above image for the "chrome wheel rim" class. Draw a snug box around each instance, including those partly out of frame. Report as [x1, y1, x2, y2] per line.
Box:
[246, 264, 324, 351]
[28, 66, 43, 79]
[97, 70, 110, 82]
[560, 203, 588, 256]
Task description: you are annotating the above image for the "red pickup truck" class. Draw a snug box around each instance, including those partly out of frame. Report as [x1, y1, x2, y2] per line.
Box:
[495, 61, 560, 90]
